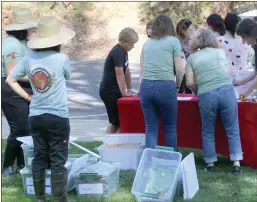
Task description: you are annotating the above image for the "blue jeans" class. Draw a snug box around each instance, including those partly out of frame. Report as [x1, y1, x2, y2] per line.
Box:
[140, 79, 178, 149]
[198, 85, 243, 164]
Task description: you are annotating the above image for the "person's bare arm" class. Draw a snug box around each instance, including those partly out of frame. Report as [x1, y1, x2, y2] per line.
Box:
[139, 49, 144, 86]
[138, 50, 144, 94]
[125, 67, 132, 89]
[234, 71, 256, 86]
[6, 62, 29, 82]
[115, 67, 127, 96]
[6, 75, 31, 101]
[240, 75, 257, 98]
[186, 72, 196, 89]
[174, 56, 186, 88]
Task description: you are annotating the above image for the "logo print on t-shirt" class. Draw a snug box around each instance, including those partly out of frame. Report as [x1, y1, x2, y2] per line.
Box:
[125, 60, 129, 68]
[30, 68, 56, 93]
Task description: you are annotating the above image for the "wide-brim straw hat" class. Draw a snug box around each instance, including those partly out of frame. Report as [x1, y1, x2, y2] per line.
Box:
[27, 16, 76, 49]
[3, 7, 37, 31]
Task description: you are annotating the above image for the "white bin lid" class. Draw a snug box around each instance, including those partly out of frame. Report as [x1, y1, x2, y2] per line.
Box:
[103, 133, 145, 146]
[180, 153, 199, 200]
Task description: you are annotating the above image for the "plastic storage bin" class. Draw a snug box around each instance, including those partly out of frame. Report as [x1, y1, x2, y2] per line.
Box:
[97, 144, 144, 170]
[97, 134, 145, 170]
[67, 154, 90, 192]
[103, 134, 145, 146]
[131, 148, 182, 202]
[21, 143, 73, 170]
[20, 161, 72, 195]
[75, 161, 120, 198]
[20, 168, 52, 195]
[21, 144, 34, 170]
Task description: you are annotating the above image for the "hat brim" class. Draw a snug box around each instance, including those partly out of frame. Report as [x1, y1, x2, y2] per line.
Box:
[3, 21, 37, 31]
[27, 27, 75, 49]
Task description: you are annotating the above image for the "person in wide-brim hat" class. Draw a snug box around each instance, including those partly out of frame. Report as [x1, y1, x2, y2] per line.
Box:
[6, 15, 76, 202]
[27, 15, 75, 49]
[3, 7, 37, 31]
[1, 7, 37, 177]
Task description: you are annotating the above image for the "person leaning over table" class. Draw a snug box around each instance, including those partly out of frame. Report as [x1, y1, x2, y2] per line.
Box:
[218, 13, 249, 82]
[186, 28, 243, 173]
[176, 18, 197, 94]
[1, 7, 37, 177]
[6, 16, 76, 202]
[138, 15, 186, 150]
[99, 28, 139, 134]
[234, 18, 257, 98]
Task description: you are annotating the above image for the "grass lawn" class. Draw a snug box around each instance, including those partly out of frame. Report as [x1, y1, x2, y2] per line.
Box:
[1, 139, 257, 202]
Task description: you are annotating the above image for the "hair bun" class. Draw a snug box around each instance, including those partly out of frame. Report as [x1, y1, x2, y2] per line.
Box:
[157, 20, 165, 29]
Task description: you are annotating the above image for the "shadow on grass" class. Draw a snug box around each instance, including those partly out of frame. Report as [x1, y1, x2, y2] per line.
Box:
[1, 139, 257, 202]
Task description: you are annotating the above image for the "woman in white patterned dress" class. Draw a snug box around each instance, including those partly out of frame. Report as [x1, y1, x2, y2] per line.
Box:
[217, 13, 249, 82]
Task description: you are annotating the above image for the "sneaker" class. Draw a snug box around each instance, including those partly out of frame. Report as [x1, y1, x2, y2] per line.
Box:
[204, 166, 217, 172]
[2, 167, 15, 177]
[232, 165, 241, 173]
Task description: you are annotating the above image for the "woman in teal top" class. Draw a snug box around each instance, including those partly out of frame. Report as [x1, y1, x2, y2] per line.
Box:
[186, 28, 243, 173]
[1, 7, 37, 177]
[139, 15, 186, 150]
[6, 16, 75, 202]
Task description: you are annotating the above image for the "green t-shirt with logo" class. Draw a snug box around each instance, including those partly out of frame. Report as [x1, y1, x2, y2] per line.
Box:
[2, 35, 28, 77]
[142, 36, 184, 81]
[186, 47, 232, 95]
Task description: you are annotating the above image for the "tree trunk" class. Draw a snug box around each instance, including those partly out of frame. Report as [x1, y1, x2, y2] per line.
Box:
[212, 2, 232, 18]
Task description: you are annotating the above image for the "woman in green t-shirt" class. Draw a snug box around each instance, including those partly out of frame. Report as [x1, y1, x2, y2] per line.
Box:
[186, 28, 243, 173]
[139, 15, 186, 150]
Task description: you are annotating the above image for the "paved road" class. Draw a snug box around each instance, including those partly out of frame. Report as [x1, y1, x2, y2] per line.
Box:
[2, 59, 140, 141]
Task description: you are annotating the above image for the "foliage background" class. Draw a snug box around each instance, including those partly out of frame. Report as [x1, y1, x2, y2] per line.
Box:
[2, 2, 257, 62]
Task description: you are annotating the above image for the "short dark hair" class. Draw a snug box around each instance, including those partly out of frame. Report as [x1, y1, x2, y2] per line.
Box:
[236, 18, 257, 39]
[6, 30, 28, 41]
[224, 13, 241, 37]
[33, 45, 61, 53]
[146, 21, 153, 29]
[176, 19, 193, 39]
[151, 15, 175, 39]
[146, 21, 153, 38]
[206, 14, 226, 36]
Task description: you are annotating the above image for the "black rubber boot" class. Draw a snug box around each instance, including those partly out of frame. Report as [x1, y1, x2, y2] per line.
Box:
[51, 170, 75, 202]
[17, 147, 25, 169]
[33, 171, 49, 202]
[2, 145, 18, 176]
[12, 147, 25, 174]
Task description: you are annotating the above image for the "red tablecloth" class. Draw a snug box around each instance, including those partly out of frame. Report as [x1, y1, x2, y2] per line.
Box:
[118, 95, 257, 168]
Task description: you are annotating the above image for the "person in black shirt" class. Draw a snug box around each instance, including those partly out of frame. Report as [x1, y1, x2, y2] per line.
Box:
[100, 27, 139, 133]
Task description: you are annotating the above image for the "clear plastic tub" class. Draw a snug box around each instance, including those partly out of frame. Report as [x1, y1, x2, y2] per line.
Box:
[67, 154, 89, 192]
[20, 168, 52, 195]
[97, 144, 144, 170]
[131, 148, 182, 202]
[21, 144, 34, 170]
[20, 161, 72, 195]
[75, 161, 120, 198]
[21, 144, 75, 170]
